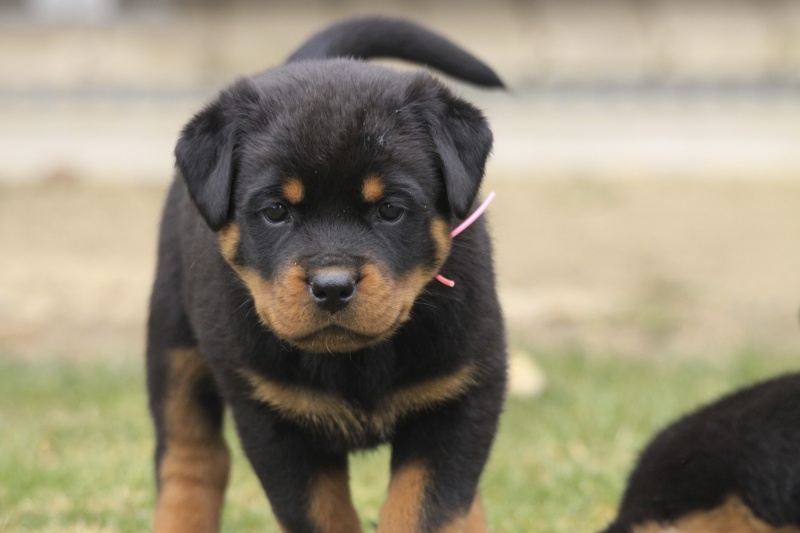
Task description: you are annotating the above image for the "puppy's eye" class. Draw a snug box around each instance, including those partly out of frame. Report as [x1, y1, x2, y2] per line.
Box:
[261, 203, 289, 224]
[377, 202, 404, 222]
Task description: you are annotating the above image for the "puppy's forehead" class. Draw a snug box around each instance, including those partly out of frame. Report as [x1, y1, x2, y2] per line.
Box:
[274, 173, 414, 209]
[279, 174, 385, 205]
[264, 62, 431, 145]
[239, 62, 439, 205]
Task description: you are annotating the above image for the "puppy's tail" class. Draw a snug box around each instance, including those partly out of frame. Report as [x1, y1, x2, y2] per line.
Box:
[286, 17, 504, 88]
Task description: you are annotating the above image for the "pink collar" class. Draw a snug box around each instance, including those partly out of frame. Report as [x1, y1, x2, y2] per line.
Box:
[435, 191, 496, 287]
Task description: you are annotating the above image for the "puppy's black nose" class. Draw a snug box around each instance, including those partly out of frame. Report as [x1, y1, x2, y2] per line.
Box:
[308, 271, 357, 313]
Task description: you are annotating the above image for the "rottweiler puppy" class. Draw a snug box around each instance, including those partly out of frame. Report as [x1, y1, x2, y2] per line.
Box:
[599, 373, 800, 533]
[146, 17, 507, 533]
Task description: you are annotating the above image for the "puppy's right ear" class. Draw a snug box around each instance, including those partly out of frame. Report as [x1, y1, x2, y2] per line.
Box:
[175, 82, 258, 231]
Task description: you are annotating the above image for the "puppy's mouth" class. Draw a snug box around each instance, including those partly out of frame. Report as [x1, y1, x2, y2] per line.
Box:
[286, 304, 410, 353]
[289, 325, 390, 353]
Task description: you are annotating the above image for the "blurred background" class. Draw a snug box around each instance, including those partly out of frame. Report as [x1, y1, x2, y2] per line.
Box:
[2, 2, 800, 532]
[1, 0, 799, 361]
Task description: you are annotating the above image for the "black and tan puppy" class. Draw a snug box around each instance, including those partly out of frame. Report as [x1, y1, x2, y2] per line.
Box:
[600, 373, 800, 533]
[146, 17, 506, 533]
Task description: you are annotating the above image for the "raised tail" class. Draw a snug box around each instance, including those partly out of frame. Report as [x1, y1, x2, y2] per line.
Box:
[286, 16, 504, 88]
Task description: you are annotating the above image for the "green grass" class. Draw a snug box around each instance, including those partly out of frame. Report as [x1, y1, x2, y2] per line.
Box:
[0, 351, 797, 532]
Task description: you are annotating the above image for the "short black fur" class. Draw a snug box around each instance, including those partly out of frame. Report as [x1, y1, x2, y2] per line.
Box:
[147, 17, 506, 533]
[600, 373, 800, 533]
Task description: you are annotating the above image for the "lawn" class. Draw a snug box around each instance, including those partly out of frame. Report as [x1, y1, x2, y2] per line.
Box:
[1, 350, 797, 533]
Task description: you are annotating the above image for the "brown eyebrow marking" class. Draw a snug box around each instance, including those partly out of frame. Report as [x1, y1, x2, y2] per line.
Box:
[362, 174, 386, 203]
[282, 177, 305, 204]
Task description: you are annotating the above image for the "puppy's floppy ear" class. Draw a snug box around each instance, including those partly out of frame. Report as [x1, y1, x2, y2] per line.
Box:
[414, 79, 493, 219]
[175, 81, 258, 231]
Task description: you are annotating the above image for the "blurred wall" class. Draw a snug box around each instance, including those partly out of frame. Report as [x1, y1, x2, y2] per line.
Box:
[1, 0, 799, 91]
[1, 0, 799, 360]
[1, 0, 799, 183]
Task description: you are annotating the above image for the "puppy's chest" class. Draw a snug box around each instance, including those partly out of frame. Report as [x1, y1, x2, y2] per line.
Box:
[241, 363, 477, 447]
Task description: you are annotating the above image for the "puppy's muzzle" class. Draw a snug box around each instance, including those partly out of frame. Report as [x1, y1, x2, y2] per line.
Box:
[308, 270, 358, 313]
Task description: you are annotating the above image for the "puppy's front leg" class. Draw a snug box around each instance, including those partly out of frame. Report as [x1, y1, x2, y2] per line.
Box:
[230, 400, 363, 533]
[149, 347, 229, 533]
[379, 463, 487, 533]
[378, 385, 502, 533]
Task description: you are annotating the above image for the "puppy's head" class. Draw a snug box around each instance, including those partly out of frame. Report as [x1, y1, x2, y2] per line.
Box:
[176, 60, 492, 353]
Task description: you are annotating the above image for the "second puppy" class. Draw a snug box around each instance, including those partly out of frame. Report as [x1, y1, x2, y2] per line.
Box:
[600, 373, 800, 533]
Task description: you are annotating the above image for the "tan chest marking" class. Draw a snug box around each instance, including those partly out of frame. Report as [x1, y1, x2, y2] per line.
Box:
[242, 364, 477, 440]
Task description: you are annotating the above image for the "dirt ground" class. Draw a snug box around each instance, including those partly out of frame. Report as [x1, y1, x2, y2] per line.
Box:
[2, 177, 799, 361]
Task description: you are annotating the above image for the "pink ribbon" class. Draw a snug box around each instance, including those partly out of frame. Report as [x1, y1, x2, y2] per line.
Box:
[435, 191, 496, 287]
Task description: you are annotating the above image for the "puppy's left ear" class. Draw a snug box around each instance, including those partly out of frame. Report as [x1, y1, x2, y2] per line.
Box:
[425, 88, 493, 219]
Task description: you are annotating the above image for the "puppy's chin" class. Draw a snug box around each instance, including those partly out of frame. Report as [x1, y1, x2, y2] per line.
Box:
[269, 304, 410, 353]
[286, 325, 394, 353]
